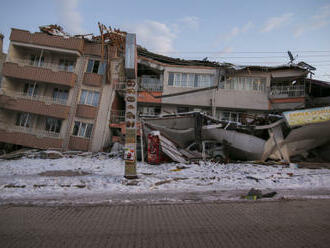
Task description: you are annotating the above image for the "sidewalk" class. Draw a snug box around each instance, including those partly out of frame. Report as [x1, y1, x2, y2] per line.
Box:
[1, 199, 330, 248]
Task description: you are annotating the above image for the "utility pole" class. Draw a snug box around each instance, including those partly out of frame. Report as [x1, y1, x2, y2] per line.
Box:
[124, 33, 138, 179]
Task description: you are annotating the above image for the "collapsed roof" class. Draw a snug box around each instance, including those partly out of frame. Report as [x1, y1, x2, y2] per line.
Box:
[38, 24, 312, 73]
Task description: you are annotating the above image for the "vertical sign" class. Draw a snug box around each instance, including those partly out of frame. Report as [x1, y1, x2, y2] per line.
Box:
[124, 33, 137, 179]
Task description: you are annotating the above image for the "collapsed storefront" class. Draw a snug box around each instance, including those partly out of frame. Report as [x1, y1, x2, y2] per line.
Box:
[141, 107, 330, 164]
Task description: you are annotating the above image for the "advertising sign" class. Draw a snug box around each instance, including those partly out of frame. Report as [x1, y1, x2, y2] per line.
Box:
[283, 106, 330, 127]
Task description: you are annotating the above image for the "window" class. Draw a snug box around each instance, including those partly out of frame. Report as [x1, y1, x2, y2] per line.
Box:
[79, 90, 100, 107]
[140, 106, 161, 116]
[16, 113, 32, 128]
[177, 107, 190, 113]
[223, 77, 266, 92]
[53, 88, 69, 102]
[72, 121, 93, 138]
[168, 72, 214, 88]
[86, 59, 106, 74]
[30, 55, 44, 67]
[218, 111, 242, 123]
[59, 59, 75, 72]
[45, 118, 62, 133]
[23, 83, 38, 97]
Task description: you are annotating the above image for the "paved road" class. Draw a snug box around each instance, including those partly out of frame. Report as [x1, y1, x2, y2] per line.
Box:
[1, 199, 330, 248]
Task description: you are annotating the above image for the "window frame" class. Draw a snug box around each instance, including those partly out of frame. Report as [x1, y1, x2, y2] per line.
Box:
[72, 121, 93, 138]
[79, 90, 100, 107]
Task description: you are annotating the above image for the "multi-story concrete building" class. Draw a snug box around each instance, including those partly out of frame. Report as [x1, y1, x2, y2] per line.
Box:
[0, 28, 125, 152]
[109, 47, 319, 142]
[0, 27, 328, 151]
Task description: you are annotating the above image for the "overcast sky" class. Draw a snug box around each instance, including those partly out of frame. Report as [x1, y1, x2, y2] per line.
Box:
[1, 0, 330, 80]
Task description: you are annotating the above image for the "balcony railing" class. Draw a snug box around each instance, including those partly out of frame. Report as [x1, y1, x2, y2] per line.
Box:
[3, 90, 69, 105]
[110, 110, 125, 124]
[9, 58, 75, 73]
[0, 122, 61, 138]
[139, 77, 163, 92]
[269, 85, 305, 98]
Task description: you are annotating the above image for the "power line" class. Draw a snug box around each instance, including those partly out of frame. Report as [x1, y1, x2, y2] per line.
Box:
[161, 50, 330, 54]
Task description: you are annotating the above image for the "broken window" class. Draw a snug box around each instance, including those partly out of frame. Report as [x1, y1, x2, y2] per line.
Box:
[140, 106, 161, 116]
[29, 55, 44, 67]
[59, 59, 75, 72]
[168, 72, 214, 88]
[79, 90, 100, 107]
[23, 83, 39, 97]
[224, 77, 266, 92]
[86, 59, 106, 75]
[16, 112, 32, 128]
[45, 117, 62, 133]
[72, 121, 93, 138]
[177, 107, 190, 113]
[53, 88, 69, 102]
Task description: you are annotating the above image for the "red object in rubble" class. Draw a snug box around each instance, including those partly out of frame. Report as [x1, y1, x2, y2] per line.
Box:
[147, 133, 161, 164]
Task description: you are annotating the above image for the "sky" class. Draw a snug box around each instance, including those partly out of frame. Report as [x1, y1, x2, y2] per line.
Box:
[1, 0, 330, 80]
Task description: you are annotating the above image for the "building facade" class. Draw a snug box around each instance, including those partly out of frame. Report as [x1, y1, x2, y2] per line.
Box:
[0, 28, 124, 152]
[0, 27, 328, 151]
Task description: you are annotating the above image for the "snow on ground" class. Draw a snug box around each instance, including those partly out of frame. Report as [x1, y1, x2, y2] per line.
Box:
[1, 156, 330, 204]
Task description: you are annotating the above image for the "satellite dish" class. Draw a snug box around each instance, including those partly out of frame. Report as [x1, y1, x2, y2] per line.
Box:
[288, 51, 298, 64]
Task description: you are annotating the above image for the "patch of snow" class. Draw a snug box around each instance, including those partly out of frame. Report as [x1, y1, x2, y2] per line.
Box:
[0, 157, 330, 204]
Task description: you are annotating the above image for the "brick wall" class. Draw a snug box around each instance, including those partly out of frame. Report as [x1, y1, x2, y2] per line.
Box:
[76, 104, 97, 119]
[68, 136, 90, 151]
[2, 62, 76, 87]
[0, 130, 63, 149]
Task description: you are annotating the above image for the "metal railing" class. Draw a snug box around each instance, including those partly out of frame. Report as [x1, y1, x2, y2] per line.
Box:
[0, 123, 61, 138]
[8, 58, 76, 73]
[140, 77, 163, 92]
[2, 90, 69, 105]
[269, 85, 305, 98]
[110, 110, 126, 124]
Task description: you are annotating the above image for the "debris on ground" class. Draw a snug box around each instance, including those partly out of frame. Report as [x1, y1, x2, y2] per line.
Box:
[242, 188, 277, 200]
[38, 170, 90, 177]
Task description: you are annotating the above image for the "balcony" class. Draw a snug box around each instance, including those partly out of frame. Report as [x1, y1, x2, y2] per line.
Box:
[269, 85, 305, 99]
[0, 123, 63, 149]
[2, 61, 77, 87]
[82, 73, 103, 87]
[10, 28, 84, 53]
[76, 104, 98, 119]
[0, 90, 70, 119]
[110, 110, 125, 124]
[139, 77, 163, 92]
[68, 136, 90, 151]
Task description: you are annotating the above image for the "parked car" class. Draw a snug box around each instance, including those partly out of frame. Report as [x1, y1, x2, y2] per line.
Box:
[185, 140, 225, 162]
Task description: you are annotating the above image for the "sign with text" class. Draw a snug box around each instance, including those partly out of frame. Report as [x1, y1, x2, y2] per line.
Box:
[283, 106, 330, 127]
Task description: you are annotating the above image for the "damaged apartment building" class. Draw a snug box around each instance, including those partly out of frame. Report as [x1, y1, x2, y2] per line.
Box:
[0, 25, 329, 152]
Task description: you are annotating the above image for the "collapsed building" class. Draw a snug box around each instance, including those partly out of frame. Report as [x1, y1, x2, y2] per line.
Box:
[0, 25, 329, 160]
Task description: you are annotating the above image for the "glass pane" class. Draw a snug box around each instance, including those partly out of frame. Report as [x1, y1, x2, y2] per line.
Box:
[174, 73, 181, 86]
[187, 74, 194, 87]
[86, 91, 93, 105]
[92, 92, 100, 107]
[181, 73, 187, 87]
[72, 121, 80, 136]
[79, 123, 87, 137]
[85, 124, 93, 138]
[98, 62, 106, 75]
[55, 120, 62, 133]
[80, 90, 87, 104]
[168, 72, 174, 86]
[86, 60, 94, 73]
[93, 60, 100, 73]
[194, 74, 198, 88]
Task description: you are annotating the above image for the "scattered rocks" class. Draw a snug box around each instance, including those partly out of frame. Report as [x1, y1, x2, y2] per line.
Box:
[125, 180, 139, 186]
[38, 170, 90, 177]
[39, 150, 63, 159]
[155, 179, 172, 186]
[4, 184, 26, 188]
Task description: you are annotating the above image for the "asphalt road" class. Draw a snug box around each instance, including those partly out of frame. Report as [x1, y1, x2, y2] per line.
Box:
[1, 199, 330, 248]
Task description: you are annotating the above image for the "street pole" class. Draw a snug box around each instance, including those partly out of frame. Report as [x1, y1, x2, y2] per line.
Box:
[124, 33, 138, 179]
